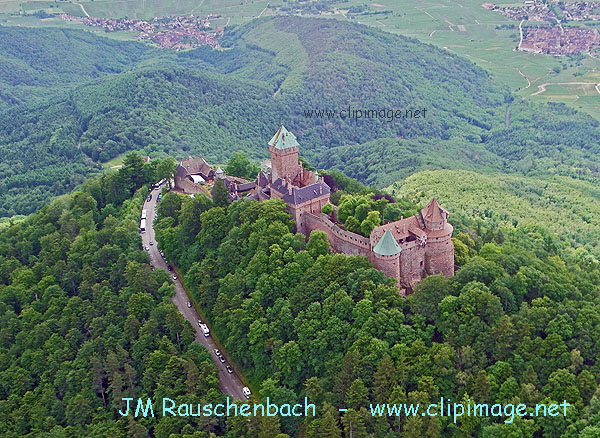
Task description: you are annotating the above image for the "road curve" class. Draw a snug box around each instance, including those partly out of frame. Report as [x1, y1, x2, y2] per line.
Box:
[141, 186, 247, 400]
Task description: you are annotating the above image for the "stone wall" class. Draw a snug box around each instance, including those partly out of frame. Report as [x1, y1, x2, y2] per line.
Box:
[425, 240, 455, 277]
[303, 212, 370, 257]
[298, 207, 454, 295]
[372, 253, 401, 283]
[398, 244, 426, 280]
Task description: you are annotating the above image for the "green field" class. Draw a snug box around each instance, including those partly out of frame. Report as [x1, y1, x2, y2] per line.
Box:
[101, 153, 126, 169]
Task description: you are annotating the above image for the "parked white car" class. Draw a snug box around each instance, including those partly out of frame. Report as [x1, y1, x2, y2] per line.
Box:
[199, 323, 210, 337]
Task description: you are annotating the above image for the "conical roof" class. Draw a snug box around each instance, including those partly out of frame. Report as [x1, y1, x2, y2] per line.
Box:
[421, 198, 448, 222]
[373, 229, 402, 256]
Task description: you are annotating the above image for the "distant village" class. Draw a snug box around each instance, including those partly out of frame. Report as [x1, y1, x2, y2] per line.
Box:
[59, 13, 222, 50]
[484, 1, 600, 55]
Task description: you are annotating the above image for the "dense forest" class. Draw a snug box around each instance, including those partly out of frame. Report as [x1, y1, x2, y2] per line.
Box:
[391, 169, 600, 257]
[1, 8, 600, 438]
[2, 17, 600, 217]
[153, 177, 600, 437]
[0, 157, 231, 437]
[0, 154, 599, 436]
[0, 26, 152, 110]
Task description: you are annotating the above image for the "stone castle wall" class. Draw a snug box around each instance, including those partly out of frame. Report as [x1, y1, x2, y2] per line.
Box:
[303, 212, 371, 257]
[302, 211, 454, 294]
[425, 240, 455, 277]
[372, 253, 401, 282]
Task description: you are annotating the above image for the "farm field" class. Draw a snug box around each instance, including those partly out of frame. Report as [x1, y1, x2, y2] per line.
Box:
[0, 0, 270, 20]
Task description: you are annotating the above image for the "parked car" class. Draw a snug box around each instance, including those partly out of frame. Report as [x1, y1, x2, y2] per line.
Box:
[226, 365, 233, 374]
[197, 320, 203, 326]
[214, 349, 220, 356]
[172, 274, 177, 281]
[149, 240, 154, 246]
[144, 245, 149, 251]
[219, 355, 225, 363]
[167, 265, 173, 271]
[187, 301, 192, 308]
[242, 387, 251, 398]
[146, 194, 152, 201]
[199, 323, 210, 337]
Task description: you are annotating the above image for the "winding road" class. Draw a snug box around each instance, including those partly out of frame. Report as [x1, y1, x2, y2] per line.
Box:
[141, 186, 247, 400]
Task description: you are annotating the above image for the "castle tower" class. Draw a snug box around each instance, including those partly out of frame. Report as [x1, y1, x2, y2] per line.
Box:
[371, 229, 402, 285]
[268, 125, 301, 182]
[420, 199, 454, 278]
[420, 198, 449, 231]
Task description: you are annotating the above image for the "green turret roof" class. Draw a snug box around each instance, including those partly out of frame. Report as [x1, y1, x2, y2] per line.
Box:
[269, 125, 299, 150]
[373, 229, 402, 256]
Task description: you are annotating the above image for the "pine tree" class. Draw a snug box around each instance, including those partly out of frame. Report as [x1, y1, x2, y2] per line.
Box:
[373, 354, 397, 403]
[212, 179, 229, 207]
[319, 408, 342, 438]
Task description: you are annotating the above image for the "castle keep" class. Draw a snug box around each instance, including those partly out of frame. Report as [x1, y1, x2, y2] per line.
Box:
[254, 126, 455, 294]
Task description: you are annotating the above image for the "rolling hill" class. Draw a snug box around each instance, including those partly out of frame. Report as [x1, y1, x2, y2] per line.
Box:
[1, 16, 600, 218]
[0, 26, 153, 110]
[390, 169, 600, 258]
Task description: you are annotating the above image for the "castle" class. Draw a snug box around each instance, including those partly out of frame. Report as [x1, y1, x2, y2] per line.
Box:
[173, 126, 455, 294]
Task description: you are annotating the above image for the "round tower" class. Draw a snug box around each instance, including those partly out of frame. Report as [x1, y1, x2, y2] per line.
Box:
[371, 229, 402, 284]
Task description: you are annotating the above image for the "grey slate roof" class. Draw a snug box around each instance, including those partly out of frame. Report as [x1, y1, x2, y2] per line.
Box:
[271, 178, 330, 205]
[237, 181, 256, 192]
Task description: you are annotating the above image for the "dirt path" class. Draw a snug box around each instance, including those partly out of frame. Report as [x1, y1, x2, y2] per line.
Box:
[257, 4, 268, 18]
[517, 69, 531, 89]
[190, 0, 205, 16]
[71, 1, 90, 18]
[414, 6, 436, 21]
[530, 82, 600, 96]
[518, 19, 524, 51]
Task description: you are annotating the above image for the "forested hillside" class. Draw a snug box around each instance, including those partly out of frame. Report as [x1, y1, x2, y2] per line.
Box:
[390, 169, 600, 258]
[2, 17, 600, 224]
[1, 152, 599, 436]
[0, 26, 153, 110]
[0, 157, 235, 437]
[154, 188, 600, 437]
[0, 16, 585, 217]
